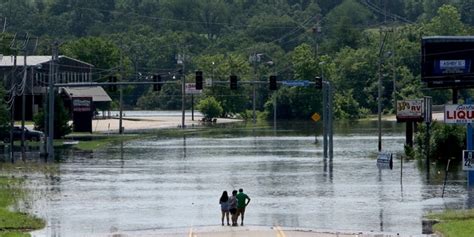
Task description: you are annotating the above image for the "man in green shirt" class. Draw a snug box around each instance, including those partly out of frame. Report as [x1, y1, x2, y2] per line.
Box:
[235, 188, 251, 226]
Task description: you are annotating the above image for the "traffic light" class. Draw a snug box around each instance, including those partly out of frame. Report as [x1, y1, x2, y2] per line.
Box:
[314, 76, 322, 89]
[153, 74, 162, 91]
[109, 76, 117, 92]
[269, 75, 277, 90]
[195, 71, 203, 90]
[230, 75, 238, 90]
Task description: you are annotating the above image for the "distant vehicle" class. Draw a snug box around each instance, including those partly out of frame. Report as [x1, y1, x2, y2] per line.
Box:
[0, 126, 44, 142]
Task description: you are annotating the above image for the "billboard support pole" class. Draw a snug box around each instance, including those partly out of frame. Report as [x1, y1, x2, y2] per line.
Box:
[468, 124, 474, 188]
[467, 99, 474, 188]
[406, 121, 413, 147]
[453, 88, 458, 104]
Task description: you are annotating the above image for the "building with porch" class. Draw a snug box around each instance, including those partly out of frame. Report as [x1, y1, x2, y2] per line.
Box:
[0, 55, 111, 121]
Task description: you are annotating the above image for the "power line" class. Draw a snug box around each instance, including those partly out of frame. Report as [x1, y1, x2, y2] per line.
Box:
[44, 3, 307, 29]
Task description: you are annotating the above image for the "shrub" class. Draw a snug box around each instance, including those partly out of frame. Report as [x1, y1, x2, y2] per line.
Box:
[197, 96, 223, 120]
[33, 95, 72, 139]
[414, 122, 465, 161]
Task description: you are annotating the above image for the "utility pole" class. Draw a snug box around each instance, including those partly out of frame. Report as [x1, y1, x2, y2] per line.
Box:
[21, 49, 27, 156]
[179, 52, 186, 129]
[9, 52, 17, 160]
[119, 51, 124, 134]
[48, 41, 59, 159]
[378, 28, 388, 152]
[323, 79, 328, 158]
[252, 54, 257, 125]
[328, 82, 333, 158]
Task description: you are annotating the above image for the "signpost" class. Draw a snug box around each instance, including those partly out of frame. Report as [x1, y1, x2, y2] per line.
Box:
[72, 97, 93, 133]
[397, 99, 424, 148]
[444, 103, 474, 187]
[185, 83, 202, 121]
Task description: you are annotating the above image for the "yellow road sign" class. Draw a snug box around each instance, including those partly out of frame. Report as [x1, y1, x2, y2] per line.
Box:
[311, 113, 321, 122]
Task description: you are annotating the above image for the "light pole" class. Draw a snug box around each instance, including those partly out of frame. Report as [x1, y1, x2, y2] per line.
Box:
[177, 53, 185, 129]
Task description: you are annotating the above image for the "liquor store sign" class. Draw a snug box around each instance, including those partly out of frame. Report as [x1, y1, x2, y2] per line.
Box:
[445, 104, 474, 124]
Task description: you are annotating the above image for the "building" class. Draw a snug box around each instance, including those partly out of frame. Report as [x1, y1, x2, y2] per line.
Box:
[0, 55, 111, 121]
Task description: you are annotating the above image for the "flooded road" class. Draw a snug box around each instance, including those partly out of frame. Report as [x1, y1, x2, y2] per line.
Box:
[1, 121, 470, 236]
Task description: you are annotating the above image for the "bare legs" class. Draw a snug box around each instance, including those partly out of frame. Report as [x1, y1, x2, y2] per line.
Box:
[222, 211, 230, 226]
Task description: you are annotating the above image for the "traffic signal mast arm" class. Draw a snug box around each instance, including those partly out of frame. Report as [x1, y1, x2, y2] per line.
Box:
[54, 76, 323, 88]
[53, 81, 176, 87]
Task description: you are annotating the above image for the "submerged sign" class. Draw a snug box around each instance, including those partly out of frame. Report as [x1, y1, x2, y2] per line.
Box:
[445, 104, 474, 124]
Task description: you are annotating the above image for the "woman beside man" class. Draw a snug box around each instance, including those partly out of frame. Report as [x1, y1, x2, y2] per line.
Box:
[219, 189, 250, 226]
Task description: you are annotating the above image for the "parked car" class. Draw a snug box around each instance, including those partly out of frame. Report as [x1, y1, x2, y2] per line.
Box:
[0, 126, 44, 142]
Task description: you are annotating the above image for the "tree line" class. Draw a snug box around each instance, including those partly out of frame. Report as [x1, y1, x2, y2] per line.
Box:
[1, 0, 474, 123]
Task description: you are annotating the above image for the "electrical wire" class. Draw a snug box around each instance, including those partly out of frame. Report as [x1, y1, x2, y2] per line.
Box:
[43, 2, 309, 29]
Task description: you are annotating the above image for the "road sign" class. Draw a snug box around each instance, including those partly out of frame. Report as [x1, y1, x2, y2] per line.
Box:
[185, 83, 202, 94]
[205, 78, 212, 86]
[377, 152, 393, 170]
[463, 150, 474, 171]
[282, 80, 310, 87]
[311, 113, 321, 122]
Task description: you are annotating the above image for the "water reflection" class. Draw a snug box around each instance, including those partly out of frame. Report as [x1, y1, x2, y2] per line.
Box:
[0, 121, 469, 236]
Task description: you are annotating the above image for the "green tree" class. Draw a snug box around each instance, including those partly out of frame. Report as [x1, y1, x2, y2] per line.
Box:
[33, 95, 72, 139]
[333, 47, 378, 112]
[323, 0, 375, 51]
[197, 96, 223, 120]
[61, 37, 124, 75]
[194, 53, 251, 116]
[424, 4, 468, 36]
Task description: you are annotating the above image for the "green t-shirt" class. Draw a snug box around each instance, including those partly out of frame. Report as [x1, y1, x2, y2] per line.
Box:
[236, 192, 249, 208]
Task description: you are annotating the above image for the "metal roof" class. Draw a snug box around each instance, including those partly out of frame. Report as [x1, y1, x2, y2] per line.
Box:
[61, 86, 112, 102]
[0, 55, 94, 67]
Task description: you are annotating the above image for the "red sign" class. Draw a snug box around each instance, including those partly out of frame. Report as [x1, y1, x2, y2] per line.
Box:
[445, 104, 474, 124]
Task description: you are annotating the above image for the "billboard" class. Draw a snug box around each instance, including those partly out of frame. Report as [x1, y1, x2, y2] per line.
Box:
[421, 36, 474, 88]
[444, 104, 474, 124]
[396, 99, 424, 122]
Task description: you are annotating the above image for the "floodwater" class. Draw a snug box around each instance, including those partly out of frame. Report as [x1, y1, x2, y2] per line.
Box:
[0, 120, 471, 236]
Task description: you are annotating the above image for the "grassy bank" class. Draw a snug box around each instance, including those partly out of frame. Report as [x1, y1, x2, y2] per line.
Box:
[0, 177, 45, 237]
[427, 209, 474, 237]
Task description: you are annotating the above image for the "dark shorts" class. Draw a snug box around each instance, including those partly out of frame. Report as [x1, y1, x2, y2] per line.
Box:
[236, 207, 246, 216]
[230, 208, 237, 214]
